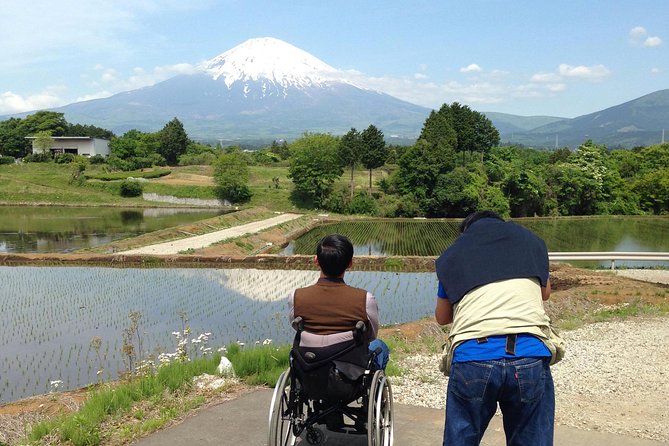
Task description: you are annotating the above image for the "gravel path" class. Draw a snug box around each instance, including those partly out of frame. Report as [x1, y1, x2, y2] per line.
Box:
[392, 268, 669, 443]
[392, 317, 669, 442]
[115, 213, 302, 255]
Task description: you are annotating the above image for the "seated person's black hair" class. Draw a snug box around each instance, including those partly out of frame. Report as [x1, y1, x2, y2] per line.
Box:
[316, 234, 354, 277]
[459, 210, 504, 233]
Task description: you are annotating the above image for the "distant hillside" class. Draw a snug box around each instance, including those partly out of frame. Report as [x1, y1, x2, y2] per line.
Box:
[483, 112, 567, 134]
[504, 89, 669, 148]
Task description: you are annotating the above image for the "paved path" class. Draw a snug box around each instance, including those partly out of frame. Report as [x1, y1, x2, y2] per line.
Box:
[131, 388, 668, 446]
[116, 213, 303, 255]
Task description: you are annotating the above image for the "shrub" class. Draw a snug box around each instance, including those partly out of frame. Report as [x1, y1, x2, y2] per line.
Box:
[23, 152, 52, 163]
[54, 153, 76, 164]
[347, 192, 378, 215]
[0, 155, 15, 165]
[89, 154, 106, 164]
[119, 180, 144, 197]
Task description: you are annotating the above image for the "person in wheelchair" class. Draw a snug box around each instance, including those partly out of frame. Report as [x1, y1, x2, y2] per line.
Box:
[287, 234, 390, 432]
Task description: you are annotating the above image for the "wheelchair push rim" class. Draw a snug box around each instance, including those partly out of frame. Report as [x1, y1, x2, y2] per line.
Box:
[268, 369, 298, 446]
[367, 370, 394, 446]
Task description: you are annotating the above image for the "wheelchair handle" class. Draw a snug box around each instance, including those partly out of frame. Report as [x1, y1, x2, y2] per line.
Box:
[355, 321, 367, 333]
[292, 316, 304, 332]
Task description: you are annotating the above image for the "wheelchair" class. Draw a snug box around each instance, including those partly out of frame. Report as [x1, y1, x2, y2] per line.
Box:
[268, 318, 394, 445]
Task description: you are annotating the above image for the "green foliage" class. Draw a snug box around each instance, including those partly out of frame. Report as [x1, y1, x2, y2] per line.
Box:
[158, 118, 190, 165]
[88, 154, 106, 164]
[347, 191, 378, 215]
[33, 130, 54, 154]
[54, 153, 76, 164]
[23, 151, 53, 163]
[0, 155, 14, 165]
[360, 125, 387, 191]
[213, 152, 252, 203]
[288, 133, 344, 207]
[119, 180, 144, 197]
[65, 123, 115, 140]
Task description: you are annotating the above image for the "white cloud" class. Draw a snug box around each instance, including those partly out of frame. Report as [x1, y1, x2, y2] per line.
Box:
[629, 26, 647, 40]
[644, 36, 662, 47]
[460, 63, 483, 73]
[0, 88, 65, 114]
[0, 1, 213, 72]
[651, 67, 661, 74]
[530, 72, 562, 83]
[558, 64, 610, 81]
[629, 26, 662, 47]
[90, 63, 196, 92]
[414, 73, 428, 80]
[546, 83, 567, 92]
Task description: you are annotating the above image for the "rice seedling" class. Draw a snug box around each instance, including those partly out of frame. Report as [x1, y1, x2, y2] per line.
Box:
[0, 266, 440, 403]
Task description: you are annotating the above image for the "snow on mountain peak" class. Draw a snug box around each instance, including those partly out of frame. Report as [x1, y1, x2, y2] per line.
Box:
[200, 37, 343, 89]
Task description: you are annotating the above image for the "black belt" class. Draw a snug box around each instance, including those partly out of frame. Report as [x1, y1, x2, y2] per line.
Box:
[476, 334, 517, 355]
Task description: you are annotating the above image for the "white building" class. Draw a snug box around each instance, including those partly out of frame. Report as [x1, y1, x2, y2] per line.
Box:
[27, 136, 110, 157]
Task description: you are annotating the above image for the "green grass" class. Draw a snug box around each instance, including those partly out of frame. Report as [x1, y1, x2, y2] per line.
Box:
[226, 343, 291, 386]
[84, 168, 171, 181]
[28, 355, 222, 445]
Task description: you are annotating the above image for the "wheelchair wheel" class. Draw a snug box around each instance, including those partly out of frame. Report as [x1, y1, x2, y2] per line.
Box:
[268, 368, 297, 446]
[367, 370, 394, 446]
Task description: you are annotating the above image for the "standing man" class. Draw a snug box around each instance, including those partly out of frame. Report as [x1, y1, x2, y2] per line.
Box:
[435, 211, 557, 446]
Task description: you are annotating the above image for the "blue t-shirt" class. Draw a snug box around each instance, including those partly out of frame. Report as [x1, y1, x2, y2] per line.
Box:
[436, 282, 551, 362]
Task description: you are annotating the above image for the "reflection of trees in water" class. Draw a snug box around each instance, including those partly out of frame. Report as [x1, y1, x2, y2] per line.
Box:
[120, 210, 144, 226]
[0, 207, 223, 253]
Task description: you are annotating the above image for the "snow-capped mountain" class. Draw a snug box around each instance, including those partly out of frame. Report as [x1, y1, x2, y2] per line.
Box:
[200, 37, 345, 90]
[43, 37, 430, 142]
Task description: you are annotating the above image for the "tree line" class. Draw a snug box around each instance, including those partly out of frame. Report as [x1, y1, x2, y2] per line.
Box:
[1, 107, 668, 217]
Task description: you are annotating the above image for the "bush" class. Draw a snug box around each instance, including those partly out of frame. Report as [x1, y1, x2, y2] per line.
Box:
[0, 155, 15, 165]
[89, 154, 106, 164]
[54, 153, 76, 164]
[23, 152, 52, 163]
[119, 180, 144, 197]
[346, 191, 378, 215]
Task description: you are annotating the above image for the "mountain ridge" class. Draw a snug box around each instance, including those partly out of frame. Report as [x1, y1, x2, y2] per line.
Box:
[2, 37, 668, 148]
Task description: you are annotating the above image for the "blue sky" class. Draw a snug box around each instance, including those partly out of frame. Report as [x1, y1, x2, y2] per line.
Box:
[1, 0, 667, 118]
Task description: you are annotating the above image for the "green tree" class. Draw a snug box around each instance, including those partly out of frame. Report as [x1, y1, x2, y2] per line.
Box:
[158, 117, 189, 165]
[33, 130, 54, 154]
[288, 133, 343, 207]
[419, 107, 457, 150]
[65, 123, 115, 140]
[0, 118, 26, 157]
[339, 128, 362, 200]
[360, 125, 387, 193]
[213, 152, 252, 203]
[109, 130, 162, 170]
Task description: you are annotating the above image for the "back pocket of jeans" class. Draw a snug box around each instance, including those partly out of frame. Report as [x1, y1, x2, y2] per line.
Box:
[516, 359, 546, 403]
[449, 362, 493, 401]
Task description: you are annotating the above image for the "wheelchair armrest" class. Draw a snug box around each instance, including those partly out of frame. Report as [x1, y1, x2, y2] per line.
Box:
[292, 316, 304, 332]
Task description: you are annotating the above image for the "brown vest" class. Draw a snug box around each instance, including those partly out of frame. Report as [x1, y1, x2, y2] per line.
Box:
[293, 280, 368, 335]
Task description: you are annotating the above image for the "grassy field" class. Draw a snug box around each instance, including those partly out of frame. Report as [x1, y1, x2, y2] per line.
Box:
[0, 163, 390, 212]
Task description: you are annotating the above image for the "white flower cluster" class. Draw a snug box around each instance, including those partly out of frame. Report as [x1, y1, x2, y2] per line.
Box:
[49, 379, 63, 393]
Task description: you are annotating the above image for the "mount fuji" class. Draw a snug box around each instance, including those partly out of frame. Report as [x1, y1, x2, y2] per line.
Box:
[48, 37, 430, 143]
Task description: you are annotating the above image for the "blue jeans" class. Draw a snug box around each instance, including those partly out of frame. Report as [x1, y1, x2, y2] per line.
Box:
[369, 339, 390, 370]
[444, 357, 554, 446]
